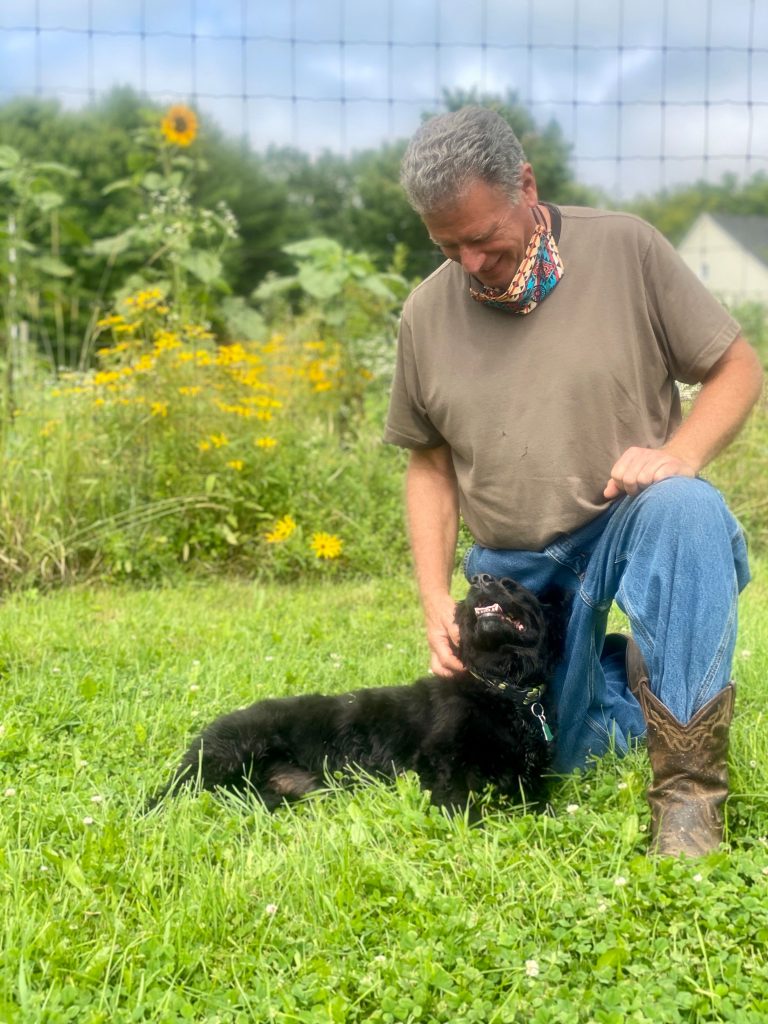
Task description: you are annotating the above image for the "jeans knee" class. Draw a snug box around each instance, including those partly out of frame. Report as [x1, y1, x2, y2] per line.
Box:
[633, 476, 723, 525]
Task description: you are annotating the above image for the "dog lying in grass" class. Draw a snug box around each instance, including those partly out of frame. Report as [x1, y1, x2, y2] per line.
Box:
[149, 574, 567, 816]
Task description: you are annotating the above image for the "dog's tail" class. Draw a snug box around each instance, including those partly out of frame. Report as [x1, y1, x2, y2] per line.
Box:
[141, 763, 197, 815]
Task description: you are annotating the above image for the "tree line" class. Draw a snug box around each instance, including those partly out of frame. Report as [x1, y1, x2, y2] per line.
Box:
[2, 86, 767, 366]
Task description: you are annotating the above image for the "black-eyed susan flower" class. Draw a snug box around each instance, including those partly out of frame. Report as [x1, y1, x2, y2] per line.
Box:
[311, 532, 343, 560]
[264, 515, 296, 544]
[161, 104, 199, 147]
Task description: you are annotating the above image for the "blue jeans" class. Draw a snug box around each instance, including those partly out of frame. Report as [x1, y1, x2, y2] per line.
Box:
[463, 478, 751, 774]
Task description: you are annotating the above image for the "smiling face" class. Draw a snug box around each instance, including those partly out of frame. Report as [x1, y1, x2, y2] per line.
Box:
[422, 172, 541, 291]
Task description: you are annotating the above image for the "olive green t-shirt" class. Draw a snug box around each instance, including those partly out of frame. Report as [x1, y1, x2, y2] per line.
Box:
[384, 207, 740, 551]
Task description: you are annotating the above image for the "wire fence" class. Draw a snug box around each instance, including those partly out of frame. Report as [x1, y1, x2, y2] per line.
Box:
[1, 0, 767, 198]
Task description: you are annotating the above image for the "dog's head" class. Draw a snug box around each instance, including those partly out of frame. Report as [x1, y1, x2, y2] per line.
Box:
[454, 574, 567, 690]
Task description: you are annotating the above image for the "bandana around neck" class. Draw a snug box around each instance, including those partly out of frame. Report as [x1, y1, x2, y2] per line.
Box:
[469, 205, 564, 315]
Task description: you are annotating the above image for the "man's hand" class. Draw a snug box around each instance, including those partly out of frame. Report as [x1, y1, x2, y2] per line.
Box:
[424, 592, 464, 677]
[603, 446, 696, 500]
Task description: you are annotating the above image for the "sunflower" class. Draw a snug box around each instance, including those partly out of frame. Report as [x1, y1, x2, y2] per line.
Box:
[161, 104, 198, 147]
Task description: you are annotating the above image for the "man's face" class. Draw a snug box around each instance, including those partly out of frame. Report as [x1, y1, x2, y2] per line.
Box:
[423, 171, 540, 291]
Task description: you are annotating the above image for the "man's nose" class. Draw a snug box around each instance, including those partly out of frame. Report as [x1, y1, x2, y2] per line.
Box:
[458, 245, 485, 274]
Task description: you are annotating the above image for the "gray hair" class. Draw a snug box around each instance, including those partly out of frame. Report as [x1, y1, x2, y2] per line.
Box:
[400, 106, 527, 215]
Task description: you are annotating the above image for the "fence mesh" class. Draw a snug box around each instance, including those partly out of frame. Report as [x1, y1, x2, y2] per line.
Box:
[1, 0, 767, 198]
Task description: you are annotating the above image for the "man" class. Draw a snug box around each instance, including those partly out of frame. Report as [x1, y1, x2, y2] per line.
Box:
[384, 106, 763, 856]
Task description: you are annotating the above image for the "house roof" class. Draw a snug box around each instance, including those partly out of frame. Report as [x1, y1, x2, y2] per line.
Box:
[709, 213, 768, 268]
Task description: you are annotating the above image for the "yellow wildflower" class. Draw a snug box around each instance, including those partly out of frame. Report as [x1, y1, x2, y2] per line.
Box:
[161, 104, 198, 147]
[151, 402, 168, 418]
[183, 323, 215, 341]
[311, 532, 343, 560]
[125, 288, 163, 311]
[227, 460, 244, 472]
[197, 440, 211, 452]
[255, 437, 277, 449]
[264, 515, 296, 544]
[178, 386, 202, 397]
[39, 419, 60, 438]
[154, 330, 182, 352]
[210, 433, 229, 448]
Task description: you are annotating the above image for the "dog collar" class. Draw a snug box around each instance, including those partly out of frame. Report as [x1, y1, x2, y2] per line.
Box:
[468, 672, 553, 742]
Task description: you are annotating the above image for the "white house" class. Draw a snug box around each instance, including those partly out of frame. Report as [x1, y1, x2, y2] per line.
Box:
[677, 212, 768, 307]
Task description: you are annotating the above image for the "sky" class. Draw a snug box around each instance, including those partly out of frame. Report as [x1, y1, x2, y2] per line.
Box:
[0, 0, 766, 199]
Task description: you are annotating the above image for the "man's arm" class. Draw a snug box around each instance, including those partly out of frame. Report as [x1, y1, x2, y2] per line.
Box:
[604, 335, 764, 499]
[406, 444, 465, 676]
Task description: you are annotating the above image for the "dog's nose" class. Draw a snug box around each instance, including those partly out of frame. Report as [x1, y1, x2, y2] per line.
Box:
[471, 573, 496, 587]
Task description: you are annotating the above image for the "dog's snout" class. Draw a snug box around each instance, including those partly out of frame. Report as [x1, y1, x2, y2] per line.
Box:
[471, 573, 496, 588]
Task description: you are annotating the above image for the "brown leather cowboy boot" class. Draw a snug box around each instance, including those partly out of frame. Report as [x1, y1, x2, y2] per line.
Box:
[624, 638, 734, 858]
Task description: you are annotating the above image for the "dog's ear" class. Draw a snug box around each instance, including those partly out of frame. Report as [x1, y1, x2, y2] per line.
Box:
[538, 586, 571, 658]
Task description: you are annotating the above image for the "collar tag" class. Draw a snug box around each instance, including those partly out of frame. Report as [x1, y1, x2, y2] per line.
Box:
[530, 701, 553, 742]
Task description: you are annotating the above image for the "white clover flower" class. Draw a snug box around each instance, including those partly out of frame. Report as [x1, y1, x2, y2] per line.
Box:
[4, 787, 17, 797]
[693, 873, 703, 883]
[614, 875, 627, 887]
[525, 959, 540, 977]
[617, 781, 628, 791]
[90, 794, 103, 804]
[265, 903, 278, 916]
[566, 803, 580, 815]
[189, 684, 200, 692]
[82, 816, 95, 826]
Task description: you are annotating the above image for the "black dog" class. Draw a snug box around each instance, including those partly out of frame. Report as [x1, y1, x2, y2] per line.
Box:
[149, 575, 566, 816]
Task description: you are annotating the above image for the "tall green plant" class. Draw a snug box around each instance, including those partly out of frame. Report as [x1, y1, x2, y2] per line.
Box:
[90, 104, 254, 348]
[254, 237, 410, 430]
[0, 145, 78, 417]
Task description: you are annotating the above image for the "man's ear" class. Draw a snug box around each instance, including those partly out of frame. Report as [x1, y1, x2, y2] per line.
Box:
[519, 163, 539, 207]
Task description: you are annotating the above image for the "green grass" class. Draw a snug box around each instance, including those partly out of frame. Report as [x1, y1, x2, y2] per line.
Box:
[2, 571, 768, 1023]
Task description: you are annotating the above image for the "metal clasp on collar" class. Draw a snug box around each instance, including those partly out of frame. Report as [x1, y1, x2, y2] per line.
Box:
[530, 702, 553, 743]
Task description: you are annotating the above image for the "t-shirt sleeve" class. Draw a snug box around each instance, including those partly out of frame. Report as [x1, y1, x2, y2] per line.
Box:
[643, 227, 741, 384]
[383, 306, 446, 449]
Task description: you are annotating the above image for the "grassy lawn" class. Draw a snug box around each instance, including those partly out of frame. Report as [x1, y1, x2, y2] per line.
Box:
[2, 569, 768, 1023]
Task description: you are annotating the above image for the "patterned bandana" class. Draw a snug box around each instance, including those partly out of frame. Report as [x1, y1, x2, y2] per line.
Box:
[469, 206, 564, 315]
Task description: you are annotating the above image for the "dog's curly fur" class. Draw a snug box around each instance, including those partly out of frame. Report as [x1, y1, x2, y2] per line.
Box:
[149, 575, 567, 815]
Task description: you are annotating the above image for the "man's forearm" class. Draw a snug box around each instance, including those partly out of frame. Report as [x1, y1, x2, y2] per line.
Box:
[665, 335, 764, 472]
[405, 445, 460, 610]
[605, 335, 763, 498]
